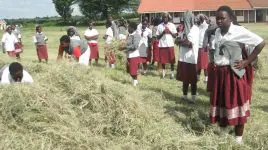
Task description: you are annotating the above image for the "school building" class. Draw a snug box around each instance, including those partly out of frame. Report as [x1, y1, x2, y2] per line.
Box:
[137, 0, 268, 23]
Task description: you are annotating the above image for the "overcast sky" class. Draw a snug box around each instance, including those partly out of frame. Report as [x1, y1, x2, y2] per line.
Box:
[0, 0, 81, 19]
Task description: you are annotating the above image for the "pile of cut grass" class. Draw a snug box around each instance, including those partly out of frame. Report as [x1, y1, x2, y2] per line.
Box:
[0, 60, 267, 149]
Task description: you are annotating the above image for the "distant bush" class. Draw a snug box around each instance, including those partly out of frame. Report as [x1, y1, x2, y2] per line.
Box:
[5, 13, 140, 27]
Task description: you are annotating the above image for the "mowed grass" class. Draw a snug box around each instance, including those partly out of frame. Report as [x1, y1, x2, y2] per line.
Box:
[0, 23, 267, 150]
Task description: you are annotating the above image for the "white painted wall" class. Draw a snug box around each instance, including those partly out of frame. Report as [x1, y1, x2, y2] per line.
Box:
[237, 16, 244, 22]
[267, 10, 268, 21]
[173, 17, 181, 23]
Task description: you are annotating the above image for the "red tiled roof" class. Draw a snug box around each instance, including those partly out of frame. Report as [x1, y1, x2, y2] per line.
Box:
[138, 0, 256, 13]
[137, 0, 195, 13]
[196, 0, 253, 11]
[249, 0, 268, 8]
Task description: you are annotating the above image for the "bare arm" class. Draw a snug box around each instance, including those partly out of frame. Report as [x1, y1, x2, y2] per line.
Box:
[235, 41, 266, 69]
[157, 31, 165, 40]
[248, 41, 265, 62]
[57, 45, 64, 61]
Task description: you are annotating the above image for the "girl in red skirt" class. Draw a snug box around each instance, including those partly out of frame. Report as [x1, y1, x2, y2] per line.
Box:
[33, 25, 48, 63]
[104, 21, 116, 69]
[211, 6, 265, 144]
[84, 21, 99, 65]
[125, 22, 141, 86]
[151, 18, 162, 70]
[176, 13, 200, 103]
[197, 14, 209, 82]
[203, 18, 218, 92]
[156, 13, 177, 79]
[139, 19, 152, 74]
[57, 35, 90, 66]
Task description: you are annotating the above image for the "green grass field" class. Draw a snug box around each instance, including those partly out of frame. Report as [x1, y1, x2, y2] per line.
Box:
[0, 24, 267, 150]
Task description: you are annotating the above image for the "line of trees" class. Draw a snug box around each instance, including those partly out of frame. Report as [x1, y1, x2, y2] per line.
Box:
[52, 0, 140, 22]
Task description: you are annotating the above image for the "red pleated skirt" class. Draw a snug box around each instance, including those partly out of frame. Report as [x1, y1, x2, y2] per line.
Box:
[88, 43, 99, 60]
[209, 64, 254, 126]
[159, 47, 175, 64]
[197, 48, 209, 70]
[127, 57, 140, 76]
[207, 62, 214, 92]
[73, 46, 81, 60]
[36, 45, 48, 60]
[153, 40, 160, 62]
[176, 61, 198, 84]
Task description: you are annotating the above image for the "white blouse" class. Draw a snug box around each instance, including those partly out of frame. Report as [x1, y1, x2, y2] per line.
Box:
[156, 22, 177, 48]
[179, 25, 200, 64]
[214, 23, 263, 66]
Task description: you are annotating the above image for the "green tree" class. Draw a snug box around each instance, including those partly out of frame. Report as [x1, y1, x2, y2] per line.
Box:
[77, 0, 140, 19]
[52, 0, 75, 22]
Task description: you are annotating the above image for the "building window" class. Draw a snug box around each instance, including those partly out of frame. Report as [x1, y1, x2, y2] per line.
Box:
[174, 12, 183, 17]
[194, 11, 200, 15]
[210, 11, 216, 16]
[201, 11, 209, 16]
[235, 10, 244, 16]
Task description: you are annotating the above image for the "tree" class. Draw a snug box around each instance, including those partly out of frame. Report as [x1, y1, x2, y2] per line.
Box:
[77, 0, 140, 19]
[52, 0, 75, 22]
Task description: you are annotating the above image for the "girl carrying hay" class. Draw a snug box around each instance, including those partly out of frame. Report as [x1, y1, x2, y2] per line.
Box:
[103, 21, 116, 68]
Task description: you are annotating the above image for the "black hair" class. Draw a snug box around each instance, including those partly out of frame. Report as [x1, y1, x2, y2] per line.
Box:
[217, 6, 234, 17]
[106, 21, 112, 27]
[36, 25, 41, 31]
[9, 62, 23, 75]
[142, 19, 148, 24]
[217, 5, 241, 25]
[153, 17, 162, 26]
[128, 22, 137, 30]
[60, 35, 70, 43]
[67, 28, 75, 34]
[142, 15, 149, 22]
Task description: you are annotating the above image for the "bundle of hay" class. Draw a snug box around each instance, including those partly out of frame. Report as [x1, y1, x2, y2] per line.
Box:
[0, 62, 149, 149]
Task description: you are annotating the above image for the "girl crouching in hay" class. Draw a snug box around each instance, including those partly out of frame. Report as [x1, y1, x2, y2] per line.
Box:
[103, 21, 116, 68]
[57, 35, 90, 66]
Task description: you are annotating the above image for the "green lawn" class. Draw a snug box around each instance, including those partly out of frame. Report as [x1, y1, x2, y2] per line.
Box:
[0, 23, 267, 149]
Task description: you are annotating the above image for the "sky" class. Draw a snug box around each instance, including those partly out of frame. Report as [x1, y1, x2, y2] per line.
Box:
[0, 0, 81, 19]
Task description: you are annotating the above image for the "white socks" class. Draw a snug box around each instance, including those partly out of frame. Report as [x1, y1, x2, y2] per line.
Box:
[162, 69, 166, 78]
[133, 80, 138, 86]
[111, 64, 115, 69]
[181, 95, 187, 100]
[170, 71, 174, 79]
[205, 76, 208, 82]
[235, 136, 243, 144]
[106, 63, 115, 69]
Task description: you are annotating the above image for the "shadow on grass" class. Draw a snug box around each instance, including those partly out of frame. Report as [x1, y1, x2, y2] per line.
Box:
[164, 103, 210, 136]
[197, 86, 210, 97]
[110, 76, 130, 85]
[144, 87, 211, 135]
[260, 88, 268, 93]
[258, 105, 268, 113]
